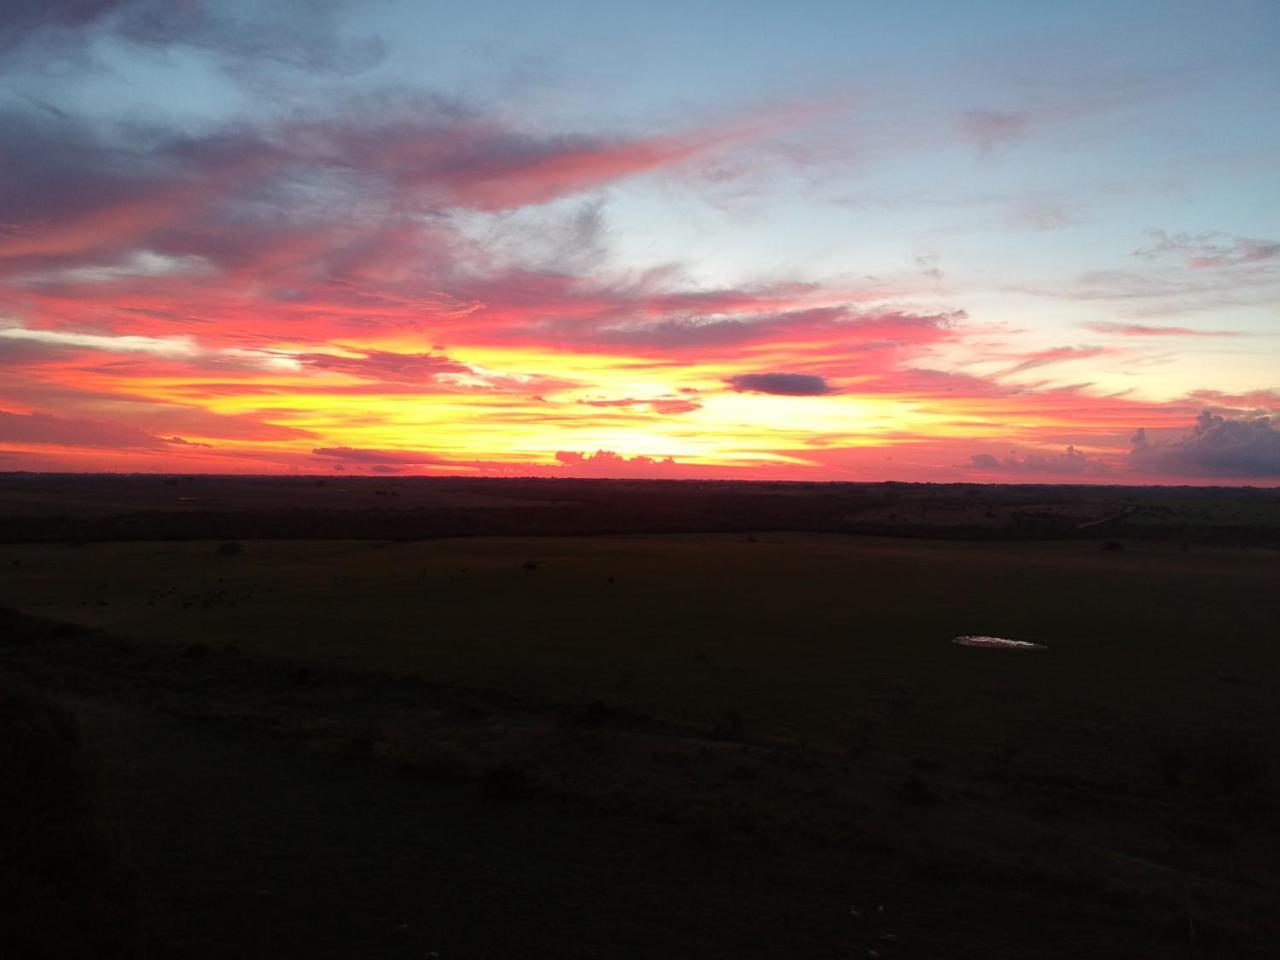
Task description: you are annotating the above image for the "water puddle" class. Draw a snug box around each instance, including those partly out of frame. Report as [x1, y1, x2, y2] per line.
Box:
[951, 635, 1046, 651]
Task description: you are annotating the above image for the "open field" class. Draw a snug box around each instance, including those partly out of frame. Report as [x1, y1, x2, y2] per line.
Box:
[1, 477, 1278, 957]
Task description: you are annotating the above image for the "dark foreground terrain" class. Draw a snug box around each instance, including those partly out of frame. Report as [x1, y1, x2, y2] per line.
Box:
[1, 475, 1277, 958]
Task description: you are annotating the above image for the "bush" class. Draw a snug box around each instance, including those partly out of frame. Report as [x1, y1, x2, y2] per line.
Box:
[216, 541, 243, 557]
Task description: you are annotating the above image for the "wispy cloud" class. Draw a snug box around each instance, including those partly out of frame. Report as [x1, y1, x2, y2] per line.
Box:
[0, 0, 384, 74]
[957, 109, 1029, 154]
[1081, 321, 1242, 337]
[1134, 230, 1280, 270]
[994, 345, 1114, 378]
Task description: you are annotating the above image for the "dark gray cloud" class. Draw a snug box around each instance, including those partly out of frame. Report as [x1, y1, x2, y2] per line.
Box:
[968, 445, 1111, 477]
[0, 107, 285, 274]
[300, 349, 471, 384]
[596, 307, 950, 350]
[1, 0, 383, 74]
[311, 446, 440, 465]
[161, 435, 212, 448]
[0, 95, 731, 289]
[1129, 411, 1280, 479]
[0, 1, 120, 45]
[726, 372, 836, 396]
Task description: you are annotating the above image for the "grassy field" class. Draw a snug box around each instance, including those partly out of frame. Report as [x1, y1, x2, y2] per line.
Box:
[1, 482, 1278, 957]
[2, 534, 1275, 751]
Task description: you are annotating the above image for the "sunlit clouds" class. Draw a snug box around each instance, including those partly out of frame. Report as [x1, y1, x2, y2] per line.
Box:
[1, 1, 1277, 483]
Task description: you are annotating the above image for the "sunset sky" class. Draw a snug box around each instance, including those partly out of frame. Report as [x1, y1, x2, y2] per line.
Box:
[1, 1, 1278, 483]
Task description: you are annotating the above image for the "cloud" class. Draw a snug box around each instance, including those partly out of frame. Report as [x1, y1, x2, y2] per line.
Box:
[311, 446, 441, 465]
[726, 373, 836, 396]
[967, 445, 1111, 477]
[385, 124, 741, 212]
[0, 21, 1270, 483]
[300, 349, 471, 383]
[1014, 270, 1272, 312]
[1134, 230, 1280, 270]
[0, 322, 199, 359]
[297, 348, 574, 393]
[1182, 389, 1280, 416]
[0, 320, 300, 371]
[552, 449, 680, 477]
[1009, 199, 1078, 231]
[957, 110, 1029, 154]
[1082, 321, 1241, 337]
[161, 435, 212, 448]
[995, 345, 1112, 378]
[0, 407, 168, 449]
[589, 307, 957, 354]
[1012, 224, 1280, 314]
[0, 0, 384, 74]
[1129, 411, 1280, 479]
[0, 1, 121, 49]
[0, 95, 755, 277]
[579, 396, 701, 415]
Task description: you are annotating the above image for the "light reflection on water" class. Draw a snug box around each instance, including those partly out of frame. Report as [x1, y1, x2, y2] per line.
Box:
[951, 635, 1047, 650]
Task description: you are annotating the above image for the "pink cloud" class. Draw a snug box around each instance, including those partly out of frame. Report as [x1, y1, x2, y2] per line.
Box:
[578, 396, 702, 415]
[0, 408, 170, 449]
[994, 345, 1115, 378]
[1082, 322, 1241, 337]
[1134, 230, 1280, 270]
[957, 109, 1030, 154]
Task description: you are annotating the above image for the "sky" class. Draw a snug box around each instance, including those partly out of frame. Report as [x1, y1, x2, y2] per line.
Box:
[1, 0, 1278, 483]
